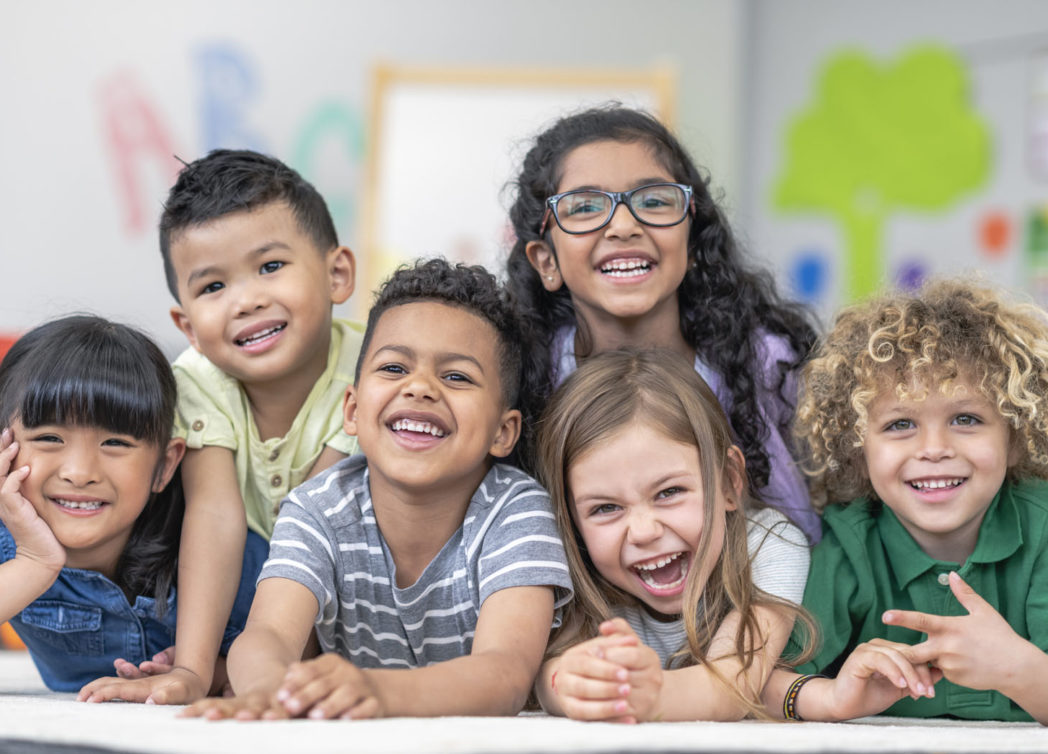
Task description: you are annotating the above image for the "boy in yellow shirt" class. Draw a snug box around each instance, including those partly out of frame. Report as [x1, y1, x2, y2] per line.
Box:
[81, 150, 361, 704]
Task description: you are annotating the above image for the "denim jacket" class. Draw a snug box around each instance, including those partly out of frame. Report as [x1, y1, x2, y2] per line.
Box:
[0, 525, 267, 692]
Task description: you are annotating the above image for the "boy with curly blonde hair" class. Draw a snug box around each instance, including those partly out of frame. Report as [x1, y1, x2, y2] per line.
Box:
[783, 279, 1048, 723]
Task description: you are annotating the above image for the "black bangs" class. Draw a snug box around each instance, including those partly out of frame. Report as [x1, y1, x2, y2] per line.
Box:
[1, 316, 175, 448]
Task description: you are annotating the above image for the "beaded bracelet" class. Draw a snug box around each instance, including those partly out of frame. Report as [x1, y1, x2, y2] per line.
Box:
[783, 673, 825, 721]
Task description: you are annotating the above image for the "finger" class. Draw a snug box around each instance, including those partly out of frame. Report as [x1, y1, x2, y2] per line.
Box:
[1, 465, 30, 498]
[279, 673, 344, 716]
[602, 644, 658, 671]
[561, 695, 632, 721]
[559, 654, 631, 685]
[81, 679, 154, 704]
[306, 684, 369, 720]
[899, 638, 940, 668]
[152, 647, 176, 665]
[947, 571, 990, 616]
[599, 618, 638, 639]
[339, 695, 381, 720]
[882, 608, 946, 635]
[113, 658, 145, 680]
[146, 680, 194, 706]
[137, 661, 174, 675]
[559, 673, 630, 702]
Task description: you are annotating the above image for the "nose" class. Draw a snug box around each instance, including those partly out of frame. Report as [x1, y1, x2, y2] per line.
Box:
[916, 426, 955, 462]
[626, 507, 663, 546]
[604, 201, 642, 239]
[233, 279, 269, 317]
[400, 370, 439, 402]
[59, 445, 101, 487]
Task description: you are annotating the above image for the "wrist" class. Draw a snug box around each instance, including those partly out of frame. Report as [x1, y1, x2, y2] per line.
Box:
[783, 674, 827, 721]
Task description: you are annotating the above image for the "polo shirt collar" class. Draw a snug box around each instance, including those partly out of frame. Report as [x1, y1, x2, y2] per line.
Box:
[877, 481, 1023, 590]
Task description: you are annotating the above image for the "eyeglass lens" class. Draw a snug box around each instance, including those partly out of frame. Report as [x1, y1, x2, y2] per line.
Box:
[555, 184, 688, 233]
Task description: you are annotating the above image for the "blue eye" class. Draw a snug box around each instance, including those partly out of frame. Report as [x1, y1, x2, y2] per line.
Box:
[953, 413, 981, 427]
[260, 261, 284, 274]
[589, 503, 620, 517]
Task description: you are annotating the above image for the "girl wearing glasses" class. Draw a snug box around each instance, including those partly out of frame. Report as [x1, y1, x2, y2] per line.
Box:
[506, 105, 820, 543]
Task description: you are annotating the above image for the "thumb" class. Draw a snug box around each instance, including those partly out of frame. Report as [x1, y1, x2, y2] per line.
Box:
[948, 571, 989, 615]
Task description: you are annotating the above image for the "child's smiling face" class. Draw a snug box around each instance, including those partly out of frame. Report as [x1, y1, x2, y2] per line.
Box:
[10, 420, 182, 575]
[344, 301, 521, 503]
[862, 374, 1018, 563]
[525, 140, 691, 337]
[567, 420, 737, 618]
[168, 201, 354, 392]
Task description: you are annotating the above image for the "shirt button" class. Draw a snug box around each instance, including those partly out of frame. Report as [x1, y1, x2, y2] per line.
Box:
[269, 449, 280, 462]
[271, 474, 283, 488]
[937, 573, 950, 586]
[191, 420, 204, 431]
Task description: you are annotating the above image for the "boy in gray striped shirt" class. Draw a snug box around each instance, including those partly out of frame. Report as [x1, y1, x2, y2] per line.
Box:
[185, 259, 573, 721]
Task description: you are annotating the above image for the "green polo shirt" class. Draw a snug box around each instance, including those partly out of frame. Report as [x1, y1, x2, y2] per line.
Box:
[789, 479, 1048, 721]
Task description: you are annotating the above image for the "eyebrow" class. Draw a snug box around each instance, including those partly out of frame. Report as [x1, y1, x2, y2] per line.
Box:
[372, 344, 486, 373]
[559, 176, 675, 193]
[186, 242, 292, 286]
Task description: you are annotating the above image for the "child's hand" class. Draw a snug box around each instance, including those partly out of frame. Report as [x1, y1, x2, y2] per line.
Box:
[0, 430, 64, 572]
[77, 666, 208, 705]
[598, 618, 664, 722]
[550, 627, 643, 723]
[883, 571, 1031, 693]
[113, 646, 176, 680]
[275, 654, 383, 720]
[180, 690, 289, 721]
[825, 638, 941, 720]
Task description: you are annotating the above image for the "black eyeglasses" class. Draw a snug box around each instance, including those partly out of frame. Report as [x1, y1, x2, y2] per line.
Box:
[539, 182, 694, 235]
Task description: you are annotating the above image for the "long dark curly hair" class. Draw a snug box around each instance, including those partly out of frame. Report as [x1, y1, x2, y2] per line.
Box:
[506, 105, 817, 493]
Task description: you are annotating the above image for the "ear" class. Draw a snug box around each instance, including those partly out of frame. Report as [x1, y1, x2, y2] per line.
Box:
[169, 306, 200, 352]
[525, 240, 562, 292]
[342, 385, 359, 436]
[488, 408, 522, 459]
[721, 445, 747, 512]
[152, 438, 186, 493]
[327, 246, 356, 305]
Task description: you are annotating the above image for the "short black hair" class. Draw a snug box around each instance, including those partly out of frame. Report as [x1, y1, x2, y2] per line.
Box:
[356, 258, 523, 409]
[159, 149, 337, 301]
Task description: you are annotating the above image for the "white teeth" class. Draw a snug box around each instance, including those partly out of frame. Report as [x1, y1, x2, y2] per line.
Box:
[635, 552, 682, 571]
[237, 325, 285, 345]
[910, 478, 964, 490]
[601, 260, 650, 277]
[391, 419, 446, 437]
[53, 499, 103, 511]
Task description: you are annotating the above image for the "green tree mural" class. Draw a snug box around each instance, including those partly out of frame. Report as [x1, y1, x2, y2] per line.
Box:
[776, 46, 990, 301]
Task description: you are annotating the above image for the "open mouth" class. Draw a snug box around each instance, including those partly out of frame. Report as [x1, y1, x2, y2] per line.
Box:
[633, 551, 689, 591]
[600, 259, 652, 278]
[389, 418, 447, 438]
[52, 498, 106, 511]
[235, 324, 286, 347]
[908, 477, 966, 491]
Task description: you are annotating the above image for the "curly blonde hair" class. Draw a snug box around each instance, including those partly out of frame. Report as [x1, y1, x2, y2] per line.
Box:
[797, 278, 1048, 509]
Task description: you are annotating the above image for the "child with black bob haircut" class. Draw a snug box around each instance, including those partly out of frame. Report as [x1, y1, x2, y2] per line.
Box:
[778, 279, 1048, 723]
[185, 258, 573, 720]
[0, 316, 260, 694]
[85, 150, 361, 705]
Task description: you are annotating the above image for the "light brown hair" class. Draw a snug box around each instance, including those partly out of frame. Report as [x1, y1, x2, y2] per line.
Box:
[537, 349, 812, 715]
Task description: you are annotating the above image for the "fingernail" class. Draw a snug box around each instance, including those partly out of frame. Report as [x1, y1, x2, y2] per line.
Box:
[145, 697, 155, 705]
[308, 708, 325, 719]
[927, 686, 935, 698]
[915, 683, 925, 695]
[276, 689, 289, 701]
[284, 698, 300, 712]
[616, 669, 628, 681]
[618, 684, 630, 696]
[614, 700, 628, 714]
[883, 611, 893, 622]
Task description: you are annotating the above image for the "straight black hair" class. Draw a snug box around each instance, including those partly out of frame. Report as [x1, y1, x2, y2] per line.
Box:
[0, 315, 182, 605]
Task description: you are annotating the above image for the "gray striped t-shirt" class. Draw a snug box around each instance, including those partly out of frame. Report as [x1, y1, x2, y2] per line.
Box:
[260, 455, 574, 668]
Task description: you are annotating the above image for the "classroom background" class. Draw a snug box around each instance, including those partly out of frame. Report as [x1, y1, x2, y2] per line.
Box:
[3, 0, 1048, 359]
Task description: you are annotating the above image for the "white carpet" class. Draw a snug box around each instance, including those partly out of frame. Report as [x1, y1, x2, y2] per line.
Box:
[1, 652, 1045, 753]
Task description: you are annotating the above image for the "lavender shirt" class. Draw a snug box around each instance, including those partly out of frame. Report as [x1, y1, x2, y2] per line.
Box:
[550, 327, 820, 543]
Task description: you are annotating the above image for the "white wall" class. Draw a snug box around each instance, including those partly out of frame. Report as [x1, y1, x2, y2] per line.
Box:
[0, 0, 745, 356]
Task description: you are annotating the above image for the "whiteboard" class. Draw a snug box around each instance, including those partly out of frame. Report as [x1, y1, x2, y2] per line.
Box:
[362, 65, 676, 306]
